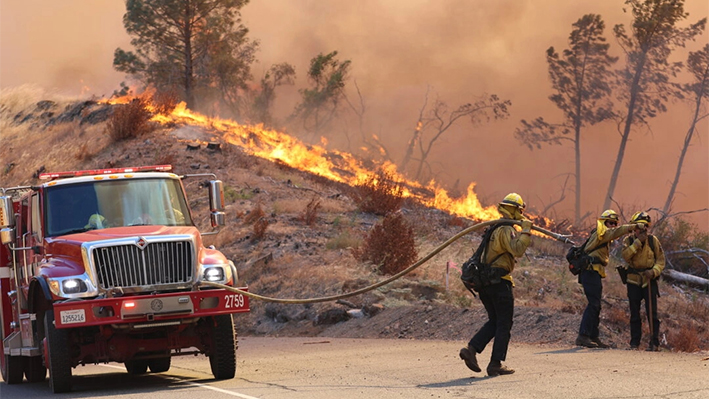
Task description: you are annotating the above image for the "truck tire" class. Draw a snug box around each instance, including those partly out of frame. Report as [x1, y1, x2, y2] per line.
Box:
[43, 311, 72, 393]
[148, 357, 171, 373]
[208, 315, 236, 380]
[24, 356, 47, 383]
[1, 354, 24, 384]
[125, 359, 148, 375]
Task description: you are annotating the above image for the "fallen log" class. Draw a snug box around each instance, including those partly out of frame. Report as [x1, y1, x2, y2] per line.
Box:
[663, 269, 709, 290]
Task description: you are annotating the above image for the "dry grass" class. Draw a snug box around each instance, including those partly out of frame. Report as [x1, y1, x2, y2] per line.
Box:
[325, 229, 362, 250]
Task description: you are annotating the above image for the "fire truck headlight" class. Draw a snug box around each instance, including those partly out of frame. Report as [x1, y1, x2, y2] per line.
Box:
[203, 266, 225, 282]
[62, 278, 88, 294]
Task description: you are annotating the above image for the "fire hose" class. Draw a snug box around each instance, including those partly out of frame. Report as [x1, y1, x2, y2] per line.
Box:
[200, 219, 574, 304]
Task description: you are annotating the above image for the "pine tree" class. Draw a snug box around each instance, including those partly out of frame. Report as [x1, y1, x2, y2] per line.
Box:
[113, 0, 258, 111]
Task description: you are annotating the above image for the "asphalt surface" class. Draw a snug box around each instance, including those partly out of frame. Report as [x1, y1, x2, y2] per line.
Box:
[1, 337, 707, 398]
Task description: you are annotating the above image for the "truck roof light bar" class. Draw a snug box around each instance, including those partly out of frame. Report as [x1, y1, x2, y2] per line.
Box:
[38, 165, 173, 180]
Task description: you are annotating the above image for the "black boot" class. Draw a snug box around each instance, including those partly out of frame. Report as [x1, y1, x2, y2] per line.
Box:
[487, 361, 515, 376]
[459, 346, 481, 372]
[591, 337, 610, 349]
[575, 334, 598, 348]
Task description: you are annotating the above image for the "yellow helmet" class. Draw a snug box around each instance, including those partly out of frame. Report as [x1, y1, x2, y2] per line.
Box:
[499, 193, 526, 209]
[599, 209, 619, 222]
[630, 211, 651, 225]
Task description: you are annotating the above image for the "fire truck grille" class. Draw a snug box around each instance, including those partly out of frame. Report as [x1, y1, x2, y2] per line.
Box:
[92, 241, 194, 289]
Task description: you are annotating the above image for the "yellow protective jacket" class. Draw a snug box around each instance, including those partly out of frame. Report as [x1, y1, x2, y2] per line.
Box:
[484, 223, 531, 286]
[621, 234, 665, 288]
[584, 224, 635, 278]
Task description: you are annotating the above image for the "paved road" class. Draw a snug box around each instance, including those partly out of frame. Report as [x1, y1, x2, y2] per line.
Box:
[1, 337, 707, 398]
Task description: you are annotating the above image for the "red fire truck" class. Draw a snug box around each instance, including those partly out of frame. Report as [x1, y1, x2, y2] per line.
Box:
[0, 165, 249, 393]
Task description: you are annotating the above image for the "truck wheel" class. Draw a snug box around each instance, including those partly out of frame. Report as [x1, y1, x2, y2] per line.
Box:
[24, 356, 47, 383]
[208, 315, 236, 380]
[148, 357, 171, 373]
[125, 359, 148, 375]
[1, 354, 24, 384]
[43, 311, 72, 393]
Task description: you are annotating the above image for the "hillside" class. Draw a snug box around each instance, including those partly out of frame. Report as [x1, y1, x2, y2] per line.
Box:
[1, 93, 707, 353]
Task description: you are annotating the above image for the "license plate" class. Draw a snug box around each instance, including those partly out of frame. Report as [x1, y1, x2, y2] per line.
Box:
[60, 309, 86, 325]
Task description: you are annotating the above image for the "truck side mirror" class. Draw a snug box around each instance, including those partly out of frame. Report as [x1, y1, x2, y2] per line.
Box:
[208, 180, 226, 228]
[0, 196, 14, 228]
[208, 180, 225, 212]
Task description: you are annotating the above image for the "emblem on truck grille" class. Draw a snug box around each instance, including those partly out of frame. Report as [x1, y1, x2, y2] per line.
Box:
[150, 299, 164, 311]
[136, 237, 147, 249]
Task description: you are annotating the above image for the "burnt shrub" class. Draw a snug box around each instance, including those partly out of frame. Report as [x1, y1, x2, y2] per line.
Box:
[152, 89, 179, 115]
[352, 169, 404, 216]
[300, 196, 321, 226]
[243, 203, 266, 225]
[252, 217, 269, 241]
[106, 97, 155, 141]
[653, 217, 709, 278]
[355, 212, 417, 275]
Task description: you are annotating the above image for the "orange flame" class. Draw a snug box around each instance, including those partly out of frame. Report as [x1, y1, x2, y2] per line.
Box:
[105, 96, 552, 224]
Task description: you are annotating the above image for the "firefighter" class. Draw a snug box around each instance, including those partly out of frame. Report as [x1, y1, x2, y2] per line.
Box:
[459, 193, 532, 376]
[85, 213, 107, 230]
[575, 209, 639, 348]
[621, 211, 665, 351]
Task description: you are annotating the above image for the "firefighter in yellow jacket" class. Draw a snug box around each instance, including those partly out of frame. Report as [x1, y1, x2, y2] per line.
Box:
[621, 211, 665, 351]
[459, 193, 532, 376]
[575, 210, 640, 348]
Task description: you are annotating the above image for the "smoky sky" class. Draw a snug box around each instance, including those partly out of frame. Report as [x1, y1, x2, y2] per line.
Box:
[1, 0, 708, 228]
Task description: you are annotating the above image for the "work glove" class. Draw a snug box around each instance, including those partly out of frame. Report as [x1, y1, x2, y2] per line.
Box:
[643, 269, 655, 280]
[636, 229, 648, 242]
[520, 219, 533, 234]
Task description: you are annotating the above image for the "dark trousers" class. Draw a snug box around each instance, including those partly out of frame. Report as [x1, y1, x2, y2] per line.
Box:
[579, 269, 602, 338]
[469, 280, 514, 362]
[627, 280, 660, 347]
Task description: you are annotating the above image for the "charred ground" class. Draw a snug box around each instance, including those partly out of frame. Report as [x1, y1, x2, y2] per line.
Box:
[1, 98, 708, 353]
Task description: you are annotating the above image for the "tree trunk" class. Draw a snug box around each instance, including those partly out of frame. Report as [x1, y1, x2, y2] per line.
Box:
[183, 3, 196, 110]
[400, 123, 421, 172]
[663, 94, 703, 213]
[603, 56, 647, 211]
[663, 269, 709, 290]
[574, 103, 583, 225]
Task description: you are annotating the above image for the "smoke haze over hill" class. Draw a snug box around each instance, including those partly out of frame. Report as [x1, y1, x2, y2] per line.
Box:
[1, 0, 707, 228]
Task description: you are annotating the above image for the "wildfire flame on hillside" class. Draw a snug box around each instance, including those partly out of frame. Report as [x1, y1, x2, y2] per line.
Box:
[106, 96, 552, 225]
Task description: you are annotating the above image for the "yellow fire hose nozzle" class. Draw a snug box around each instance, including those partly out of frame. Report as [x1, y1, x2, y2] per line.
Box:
[200, 218, 574, 304]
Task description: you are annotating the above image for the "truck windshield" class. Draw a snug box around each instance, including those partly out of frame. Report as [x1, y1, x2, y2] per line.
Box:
[45, 178, 193, 237]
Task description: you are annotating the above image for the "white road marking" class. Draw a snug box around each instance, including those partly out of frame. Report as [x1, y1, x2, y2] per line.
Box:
[100, 364, 262, 399]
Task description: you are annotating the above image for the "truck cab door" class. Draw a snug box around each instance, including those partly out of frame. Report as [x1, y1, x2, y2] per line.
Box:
[27, 193, 43, 281]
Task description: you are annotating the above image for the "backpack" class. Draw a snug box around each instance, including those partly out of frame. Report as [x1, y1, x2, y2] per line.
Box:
[461, 221, 514, 295]
[565, 229, 607, 275]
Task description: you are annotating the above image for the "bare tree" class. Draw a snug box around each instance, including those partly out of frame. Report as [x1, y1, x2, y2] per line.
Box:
[404, 93, 510, 181]
[603, 0, 706, 210]
[515, 14, 616, 225]
[663, 44, 709, 213]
